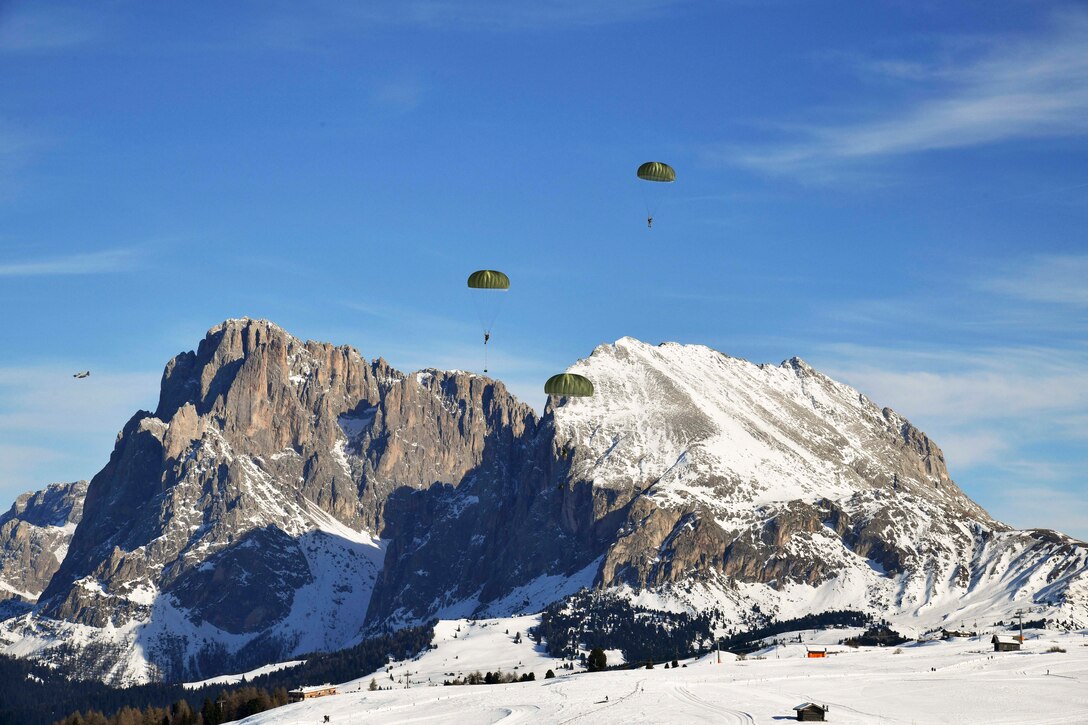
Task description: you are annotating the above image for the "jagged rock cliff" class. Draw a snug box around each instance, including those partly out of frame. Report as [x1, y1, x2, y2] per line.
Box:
[0, 481, 86, 614]
[2, 321, 1085, 685]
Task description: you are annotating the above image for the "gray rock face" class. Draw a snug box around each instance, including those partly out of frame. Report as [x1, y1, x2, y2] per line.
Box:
[13, 319, 544, 683]
[0, 481, 87, 610]
[2, 322, 1086, 686]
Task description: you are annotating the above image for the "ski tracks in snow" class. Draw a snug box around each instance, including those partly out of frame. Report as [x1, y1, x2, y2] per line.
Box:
[494, 704, 541, 723]
[556, 678, 644, 724]
[668, 681, 755, 724]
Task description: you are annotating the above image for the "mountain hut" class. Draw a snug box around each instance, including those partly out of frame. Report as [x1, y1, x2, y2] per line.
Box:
[287, 684, 338, 702]
[793, 702, 828, 721]
[992, 635, 1021, 652]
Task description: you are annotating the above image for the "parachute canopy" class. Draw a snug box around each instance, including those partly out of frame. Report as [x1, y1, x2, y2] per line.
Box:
[544, 373, 594, 397]
[637, 161, 675, 183]
[467, 270, 510, 290]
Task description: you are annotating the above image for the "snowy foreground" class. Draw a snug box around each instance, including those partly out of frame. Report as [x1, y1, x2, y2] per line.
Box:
[228, 617, 1088, 724]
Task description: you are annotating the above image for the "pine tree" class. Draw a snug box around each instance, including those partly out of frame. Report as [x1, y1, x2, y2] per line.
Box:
[200, 697, 219, 725]
[587, 647, 607, 672]
[545, 669, 555, 679]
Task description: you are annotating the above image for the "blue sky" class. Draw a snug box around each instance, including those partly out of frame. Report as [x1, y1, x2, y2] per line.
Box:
[1, 1, 1085, 537]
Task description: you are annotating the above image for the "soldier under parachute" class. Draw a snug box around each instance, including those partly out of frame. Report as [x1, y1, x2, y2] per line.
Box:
[637, 161, 675, 229]
[467, 269, 509, 374]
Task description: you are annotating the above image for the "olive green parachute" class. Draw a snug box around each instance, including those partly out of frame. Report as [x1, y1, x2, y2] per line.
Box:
[467, 270, 510, 290]
[467, 269, 509, 374]
[637, 161, 675, 183]
[544, 373, 594, 397]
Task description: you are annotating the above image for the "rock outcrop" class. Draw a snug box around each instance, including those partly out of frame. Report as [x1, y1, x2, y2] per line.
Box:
[0, 481, 86, 614]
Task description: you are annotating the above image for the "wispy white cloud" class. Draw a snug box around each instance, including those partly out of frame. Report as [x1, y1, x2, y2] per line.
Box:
[990, 485, 1088, 541]
[386, 0, 684, 30]
[0, 248, 139, 277]
[371, 75, 426, 113]
[0, 3, 100, 52]
[819, 344, 1088, 425]
[0, 444, 62, 488]
[0, 120, 49, 199]
[0, 366, 160, 437]
[725, 12, 1088, 178]
[0, 366, 160, 505]
[255, 0, 685, 49]
[979, 254, 1088, 308]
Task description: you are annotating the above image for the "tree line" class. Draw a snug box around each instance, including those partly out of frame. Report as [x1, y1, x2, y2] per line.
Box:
[531, 590, 872, 663]
[0, 624, 434, 725]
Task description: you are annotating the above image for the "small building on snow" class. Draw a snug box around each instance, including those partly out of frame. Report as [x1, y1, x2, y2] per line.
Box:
[941, 629, 973, 639]
[288, 684, 337, 702]
[992, 635, 1021, 652]
[806, 647, 827, 658]
[793, 702, 828, 721]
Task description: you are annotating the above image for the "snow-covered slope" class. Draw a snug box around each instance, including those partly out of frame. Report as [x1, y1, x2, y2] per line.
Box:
[556, 338, 966, 511]
[233, 621, 1088, 725]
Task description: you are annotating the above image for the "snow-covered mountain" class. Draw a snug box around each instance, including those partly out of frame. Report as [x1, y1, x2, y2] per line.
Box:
[1, 320, 1085, 685]
[551, 339, 1088, 627]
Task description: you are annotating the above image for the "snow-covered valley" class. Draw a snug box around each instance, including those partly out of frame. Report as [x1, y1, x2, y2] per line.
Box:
[234, 616, 1088, 724]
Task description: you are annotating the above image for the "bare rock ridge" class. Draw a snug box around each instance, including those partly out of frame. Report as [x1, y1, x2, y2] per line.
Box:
[0, 481, 87, 613]
[2, 319, 1086, 686]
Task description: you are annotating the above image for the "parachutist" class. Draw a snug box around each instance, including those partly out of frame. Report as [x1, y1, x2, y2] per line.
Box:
[647, 216, 653, 229]
[484, 332, 490, 344]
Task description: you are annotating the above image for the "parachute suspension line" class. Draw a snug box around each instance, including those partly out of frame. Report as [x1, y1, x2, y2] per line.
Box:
[467, 270, 508, 376]
[640, 181, 653, 228]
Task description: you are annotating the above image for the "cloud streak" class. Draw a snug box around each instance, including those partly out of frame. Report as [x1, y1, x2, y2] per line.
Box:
[0, 365, 160, 506]
[979, 254, 1088, 308]
[728, 12, 1088, 177]
[0, 248, 139, 277]
[991, 485, 1088, 541]
[0, 3, 100, 52]
[821, 344, 1088, 423]
[254, 0, 685, 49]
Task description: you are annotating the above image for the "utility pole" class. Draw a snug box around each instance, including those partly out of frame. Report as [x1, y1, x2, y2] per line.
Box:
[1015, 609, 1024, 642]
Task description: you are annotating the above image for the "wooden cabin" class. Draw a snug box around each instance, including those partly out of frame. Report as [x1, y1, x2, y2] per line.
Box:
[941, 629, 972, 639]
[806, 647, 827, 658]
[287, 684, 338, 702]
[992, 635, 1021, 652]
[793, 702, 828, 721]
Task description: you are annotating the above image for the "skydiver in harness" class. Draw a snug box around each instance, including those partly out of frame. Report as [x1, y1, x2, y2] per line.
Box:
[647, 215, 653, 229]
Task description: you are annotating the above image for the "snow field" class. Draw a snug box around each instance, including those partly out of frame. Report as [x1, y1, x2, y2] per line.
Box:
[231, 621, 1088, 725]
